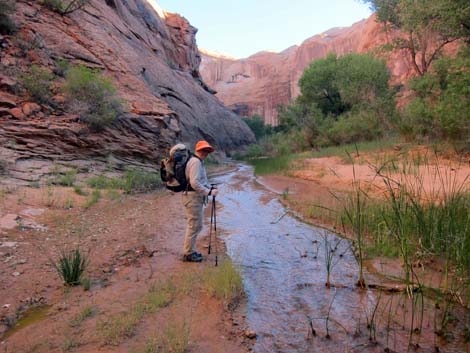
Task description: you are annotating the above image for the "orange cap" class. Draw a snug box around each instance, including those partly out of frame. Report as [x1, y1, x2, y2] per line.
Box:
[195, 140, 215, 153]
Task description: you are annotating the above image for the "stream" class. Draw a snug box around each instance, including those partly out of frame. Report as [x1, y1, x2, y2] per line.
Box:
[211, 164, 465, 353]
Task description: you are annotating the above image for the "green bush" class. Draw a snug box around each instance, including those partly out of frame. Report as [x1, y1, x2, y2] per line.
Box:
[63, 65, 123, 131]
[323, 109, 383, 146]
[122, 168, 161, 193]
[42, 0, 89, 15]
[20, 65, 54, 104]
[0, 0, 16, 34]
[85, 169, 161, 193]
[56, 169, 77, 186]
[243, 114, 273, 141]
[402, 48, 470, 150]
[275, 53, 396, 151]
[54, 248, 88, 286]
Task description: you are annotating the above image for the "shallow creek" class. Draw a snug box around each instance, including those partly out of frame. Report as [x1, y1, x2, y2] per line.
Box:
[211, 164, 465, 353]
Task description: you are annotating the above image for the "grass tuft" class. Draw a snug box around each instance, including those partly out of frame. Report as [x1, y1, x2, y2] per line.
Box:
[54, 248, 88, 286]
[69, 305, 94, 327]
[98, 279, 178, 345]
[203, 258, 244, 309]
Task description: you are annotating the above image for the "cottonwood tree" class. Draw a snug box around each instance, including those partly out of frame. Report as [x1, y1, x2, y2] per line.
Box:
[363, 0, 470, 76]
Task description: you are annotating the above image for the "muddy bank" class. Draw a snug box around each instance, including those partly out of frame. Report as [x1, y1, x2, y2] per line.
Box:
[0, 183, 251, 353]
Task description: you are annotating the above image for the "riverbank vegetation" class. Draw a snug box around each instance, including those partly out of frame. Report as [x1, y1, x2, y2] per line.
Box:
[239, 1, 469, 348]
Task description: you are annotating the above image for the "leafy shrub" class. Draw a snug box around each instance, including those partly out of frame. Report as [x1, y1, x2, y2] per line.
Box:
[323, 109, 384, 146]
[63, 65, 123, 131]
[243, 114, 273, 141]
[401, 48, 470, 151]
[56, 169, 77, 186]
[53, 58, 70, 77]
[20, 65, 54, 103]
[0, 0, 16, 34]
[42, 0, 89, 15]
[122, 168, 161, 194]
[85, 169, 161, 193]
[54, 248, 88, 286]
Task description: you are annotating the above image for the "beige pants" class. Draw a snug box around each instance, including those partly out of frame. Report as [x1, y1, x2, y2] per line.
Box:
[182, 192, 205, 255]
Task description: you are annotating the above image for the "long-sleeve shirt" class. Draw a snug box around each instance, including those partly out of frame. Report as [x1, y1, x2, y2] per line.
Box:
[185, 156, 211, 196]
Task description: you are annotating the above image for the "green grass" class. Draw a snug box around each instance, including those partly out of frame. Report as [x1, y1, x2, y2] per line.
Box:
[307, 138, 401, 160]
[56, 170, 77, 187]
[249, 155, 295, 175]
[340, 163, 470, 277]
[121, 168, 162, 193]
[73, 184, 87, 196]
[54, 248, 88, 286]
[85, 168, 161, 193]
[98, 279, 177, 345]
[203, 259, 244, 308]
[69, 306, 95, 327]
[84, 189, 101, 209]
[133, 320, 190, 353]
[86, 175, 122, 189]
[249, 137, 401, 175]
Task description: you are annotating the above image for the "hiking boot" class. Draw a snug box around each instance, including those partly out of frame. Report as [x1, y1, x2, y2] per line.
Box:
[183, 252, 203, 262]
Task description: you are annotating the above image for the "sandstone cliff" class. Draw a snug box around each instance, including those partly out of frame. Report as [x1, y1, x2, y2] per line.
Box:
[200, 15, 412, 125]
[0, 0, 255, 183]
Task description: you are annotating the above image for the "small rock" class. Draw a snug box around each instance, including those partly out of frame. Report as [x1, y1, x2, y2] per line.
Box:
[0, 215, 18, 230]
[0, 241, 17, 247]
[12, 271, 20, 277]
[22, 102, 41, 116]
[2, 304, 10, 309]
[20, 208, 45, 217]
[10, 107, 24, 119]
[244, 330, 257, 339]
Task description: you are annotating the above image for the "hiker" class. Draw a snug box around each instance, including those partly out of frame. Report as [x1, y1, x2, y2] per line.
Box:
[182, 140, 218, 262]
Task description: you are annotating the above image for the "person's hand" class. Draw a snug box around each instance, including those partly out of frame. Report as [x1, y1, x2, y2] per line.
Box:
[211, 189, 219, 197]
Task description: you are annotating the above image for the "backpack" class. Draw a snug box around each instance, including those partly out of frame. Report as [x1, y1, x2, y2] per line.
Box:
[160, 144, 194, 192]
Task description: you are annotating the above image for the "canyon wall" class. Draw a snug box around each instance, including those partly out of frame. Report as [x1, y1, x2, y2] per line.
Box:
[0, 0, 254, 183]
[200, 15, 413, 125]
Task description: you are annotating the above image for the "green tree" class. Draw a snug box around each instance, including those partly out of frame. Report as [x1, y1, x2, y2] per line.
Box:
[299, 53, 394, 119]
[295, 53, 395, 146]
[363, 0, 470, 75]
[401, 48, 470, 149]
[277, 100, 322, 148]
[243, 114, 270, 140]
[298, 54, 348, 117]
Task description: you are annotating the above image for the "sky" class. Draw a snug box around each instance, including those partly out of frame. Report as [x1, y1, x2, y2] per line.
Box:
[157, 0, 373, 59]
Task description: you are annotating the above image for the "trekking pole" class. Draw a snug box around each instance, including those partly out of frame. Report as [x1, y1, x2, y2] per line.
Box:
[208, 196, 214, 255]
[213, 195, 218, 267]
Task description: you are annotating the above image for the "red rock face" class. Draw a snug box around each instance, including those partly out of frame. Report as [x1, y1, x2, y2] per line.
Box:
[200, 15, 413, 125]
[0, 0, 254, 182]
